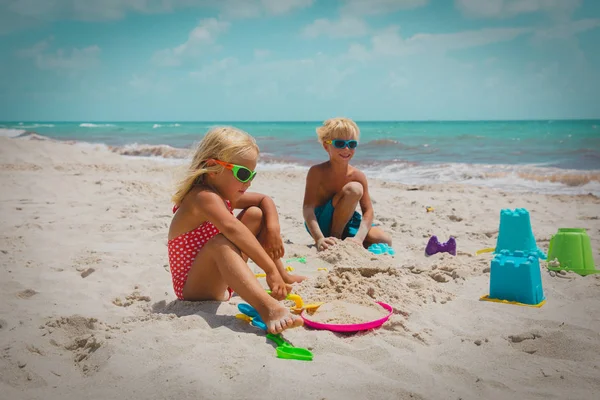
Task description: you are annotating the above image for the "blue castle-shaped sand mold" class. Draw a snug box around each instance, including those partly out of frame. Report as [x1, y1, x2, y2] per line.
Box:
[495, 208, 546, 259]
[489, 250, 545, 305]
[485, 208, 546, 306]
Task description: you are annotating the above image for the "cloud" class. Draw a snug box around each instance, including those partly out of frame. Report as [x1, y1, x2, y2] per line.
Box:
[340, 0, 428, 16]
[455, 0, 583, 19]
[368, 25, 531, 57]
[533, 18, 600, 39]
[217, 0, 315, 18]
[18, 38, 101, 70]
[346, 43, 371, 61]
[129, 73, 173, 93]
[152, 18, 229, 67]
[302, 16, 368, 38]
[254, 49, 271, 59]
[0, 0, 315, 32]
[258, 0, 314, 15]
[187, 54, 356, 100]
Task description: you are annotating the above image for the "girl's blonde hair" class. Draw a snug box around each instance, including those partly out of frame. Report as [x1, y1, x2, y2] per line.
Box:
[172, 126, 259, 205]
[316, 117, 360, 144]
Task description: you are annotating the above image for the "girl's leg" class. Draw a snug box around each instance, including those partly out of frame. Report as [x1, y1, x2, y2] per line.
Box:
[182, 234, 303, 334]
[330, 182, 363, 238]
[237, 206, 306, 284]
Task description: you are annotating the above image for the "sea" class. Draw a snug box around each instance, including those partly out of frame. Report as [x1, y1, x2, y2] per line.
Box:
[1, 120, 599, 195]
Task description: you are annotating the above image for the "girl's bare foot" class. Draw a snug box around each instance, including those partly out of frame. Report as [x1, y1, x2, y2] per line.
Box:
[283, 272, 307, 284]
[260, 304, 304, 334]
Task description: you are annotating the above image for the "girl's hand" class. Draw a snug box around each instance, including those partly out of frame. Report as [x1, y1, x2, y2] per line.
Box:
[258, 225, 285, 260]
[266, 273, 290, 300]
[316, 237, 337, 252]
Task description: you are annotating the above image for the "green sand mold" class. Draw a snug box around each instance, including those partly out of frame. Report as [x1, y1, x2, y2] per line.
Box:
[547, 228, 599, 276]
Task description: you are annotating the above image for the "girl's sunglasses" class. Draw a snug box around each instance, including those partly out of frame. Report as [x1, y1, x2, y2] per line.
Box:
[213, 159, 256, 183]
[325, 139, 358, 149]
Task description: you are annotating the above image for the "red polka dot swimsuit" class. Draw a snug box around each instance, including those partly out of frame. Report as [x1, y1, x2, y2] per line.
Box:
[168, 200, 234, 300]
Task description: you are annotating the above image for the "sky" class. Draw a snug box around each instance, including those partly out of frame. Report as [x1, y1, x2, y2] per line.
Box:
[0, 0, 599, 122]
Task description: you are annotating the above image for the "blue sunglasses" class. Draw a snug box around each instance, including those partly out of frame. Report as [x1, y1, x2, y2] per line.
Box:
[325, 139, 358, 149]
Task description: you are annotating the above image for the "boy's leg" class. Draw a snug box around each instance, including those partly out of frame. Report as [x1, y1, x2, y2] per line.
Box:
[330, 182, 363, 238]
[182, 234, 303, 334]
[237, 206, 306, 284]
[364, 226, 392, 248]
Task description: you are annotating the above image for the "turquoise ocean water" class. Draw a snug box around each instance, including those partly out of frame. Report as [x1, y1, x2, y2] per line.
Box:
[1, 120, 599, 195]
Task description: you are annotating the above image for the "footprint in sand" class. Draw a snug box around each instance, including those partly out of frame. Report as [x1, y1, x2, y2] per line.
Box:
[16, 289, 38, 299]
[113, 288, 151, 307]
[44, 315, 111, 376]
[507, 328, 595, 363]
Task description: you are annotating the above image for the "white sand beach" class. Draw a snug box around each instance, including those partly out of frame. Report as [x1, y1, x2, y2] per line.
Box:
[1, 135, 599, 400]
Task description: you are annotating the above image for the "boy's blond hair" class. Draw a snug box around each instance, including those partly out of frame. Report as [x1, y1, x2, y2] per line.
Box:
[172, 126, 259, 205]
[316, 117, 360, 144]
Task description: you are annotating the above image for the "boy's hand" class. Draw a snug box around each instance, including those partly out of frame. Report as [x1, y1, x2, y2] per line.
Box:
[266, 273, 290, 300]
[316, 237, 337, 252]
[258, 225, 285, 260]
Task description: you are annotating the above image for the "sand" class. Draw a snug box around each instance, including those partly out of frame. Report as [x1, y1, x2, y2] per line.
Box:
[1, 135, 600, 400]
[305, 300, 389, 325]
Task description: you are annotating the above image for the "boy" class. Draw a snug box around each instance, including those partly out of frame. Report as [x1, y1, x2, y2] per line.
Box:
[302, 117, 392, 252]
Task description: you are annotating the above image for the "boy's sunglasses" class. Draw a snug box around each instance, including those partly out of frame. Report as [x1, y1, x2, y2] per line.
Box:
[213, 159, 257, 183]
[325, 139, 358, 149]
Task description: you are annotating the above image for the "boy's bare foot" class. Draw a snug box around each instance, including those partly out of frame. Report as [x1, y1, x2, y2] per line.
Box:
[261, 304, 304, 334]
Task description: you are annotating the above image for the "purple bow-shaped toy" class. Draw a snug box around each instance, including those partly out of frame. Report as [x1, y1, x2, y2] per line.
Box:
[425, 235, 457, 256]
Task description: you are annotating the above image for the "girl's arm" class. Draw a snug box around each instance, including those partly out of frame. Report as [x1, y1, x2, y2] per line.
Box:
[233, 192, 279, 231]
[192, 190, 279, 276]
[234, 192, 284, 260]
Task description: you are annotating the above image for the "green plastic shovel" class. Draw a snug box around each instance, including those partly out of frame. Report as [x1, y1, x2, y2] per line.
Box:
[266, 333, 313, 361]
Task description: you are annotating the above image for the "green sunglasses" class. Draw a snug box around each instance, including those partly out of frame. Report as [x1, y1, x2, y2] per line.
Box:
[213, 159, 257, 183]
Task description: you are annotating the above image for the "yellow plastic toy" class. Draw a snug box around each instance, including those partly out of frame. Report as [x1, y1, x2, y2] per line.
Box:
[475, 247, 495, 255]
[265, 290, 324, 313]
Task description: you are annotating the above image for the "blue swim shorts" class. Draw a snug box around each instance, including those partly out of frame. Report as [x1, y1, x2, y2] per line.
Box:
[305, 198, 362, 239]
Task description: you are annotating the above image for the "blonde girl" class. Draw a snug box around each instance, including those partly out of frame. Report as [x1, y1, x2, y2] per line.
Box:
[168, 127, 304, 334]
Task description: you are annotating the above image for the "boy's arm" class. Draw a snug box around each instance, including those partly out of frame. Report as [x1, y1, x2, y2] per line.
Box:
[302, 166, 324, 243]
[303, 166, 337, 251]
[353, 170, 374, 244]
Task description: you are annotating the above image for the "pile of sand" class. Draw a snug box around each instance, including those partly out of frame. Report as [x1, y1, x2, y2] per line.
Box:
[306, 300, 389, 325]
[295, 241, 457, 317]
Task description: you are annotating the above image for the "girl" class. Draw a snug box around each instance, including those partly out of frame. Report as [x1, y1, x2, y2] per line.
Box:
[168, 126, 305, 334]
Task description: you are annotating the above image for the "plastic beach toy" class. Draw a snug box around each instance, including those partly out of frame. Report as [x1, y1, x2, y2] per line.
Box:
[266, 333, 313, 361]
[425, 236, 456, 256]
[481, 250, 546, 307]
[265, 290, 324, 313]
[301, 302, 393, 333]
[368, 243, 396, 255]
[547, 228, 598, 276]
[237, 303, 314, 361]
[285, 257, 307, 264]
[238, 303, 268, 330]
[475, 208, 546, 259]
[496, 208, 546, 258]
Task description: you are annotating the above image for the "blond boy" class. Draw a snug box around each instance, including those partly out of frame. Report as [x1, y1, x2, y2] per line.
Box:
[302, 118, 392, 251]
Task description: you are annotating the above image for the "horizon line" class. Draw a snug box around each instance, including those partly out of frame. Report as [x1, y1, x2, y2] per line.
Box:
[2, 118, 599, 123]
